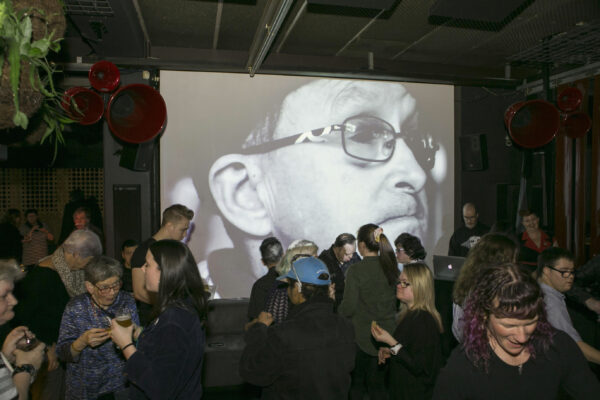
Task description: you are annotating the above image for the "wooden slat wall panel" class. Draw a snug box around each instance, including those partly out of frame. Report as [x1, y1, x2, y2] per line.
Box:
[573, 79, 588, 265]
[591, 77, 600, 257]
[555, 84, 573, 250]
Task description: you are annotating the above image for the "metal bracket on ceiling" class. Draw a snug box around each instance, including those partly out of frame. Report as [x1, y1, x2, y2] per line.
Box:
[246, 0, 295, 77]
[517, 61, 600, 95]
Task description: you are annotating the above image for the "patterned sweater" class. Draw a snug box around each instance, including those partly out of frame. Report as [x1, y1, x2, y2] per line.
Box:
[57, 292, 139, 400]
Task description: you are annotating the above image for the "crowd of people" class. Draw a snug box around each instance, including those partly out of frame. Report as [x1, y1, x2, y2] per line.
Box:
[240, 204, 600, 399]
[0, 200, 599, 399]
[0, 204, 206, 399]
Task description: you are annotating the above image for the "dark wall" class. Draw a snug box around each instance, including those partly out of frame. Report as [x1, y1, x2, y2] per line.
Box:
[454, 86, 526, 231]
[102, 70, 161, 258]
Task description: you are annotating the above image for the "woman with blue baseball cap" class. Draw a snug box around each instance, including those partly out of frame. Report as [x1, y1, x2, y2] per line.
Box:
[240, 256, 356, 398]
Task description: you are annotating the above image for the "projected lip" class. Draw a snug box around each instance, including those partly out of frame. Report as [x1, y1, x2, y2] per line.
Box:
[377, 194, 426, 237]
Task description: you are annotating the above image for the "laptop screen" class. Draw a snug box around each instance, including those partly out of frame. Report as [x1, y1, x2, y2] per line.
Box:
[433, 255, 466, 281]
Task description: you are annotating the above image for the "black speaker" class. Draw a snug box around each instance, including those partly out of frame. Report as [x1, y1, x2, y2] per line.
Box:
[460, 134, 487, 171]
[119, 141, 155, 171]
[112, 185, 142, 251]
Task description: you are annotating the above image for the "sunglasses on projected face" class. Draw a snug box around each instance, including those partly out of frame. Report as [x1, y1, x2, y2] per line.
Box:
[241, 115, 438, 168]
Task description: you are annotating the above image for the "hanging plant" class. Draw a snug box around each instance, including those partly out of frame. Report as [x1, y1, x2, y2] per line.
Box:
[0, 0, 72, 161]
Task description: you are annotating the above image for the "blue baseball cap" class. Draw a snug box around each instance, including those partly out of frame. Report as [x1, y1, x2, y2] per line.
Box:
[277, 257, 331, 286]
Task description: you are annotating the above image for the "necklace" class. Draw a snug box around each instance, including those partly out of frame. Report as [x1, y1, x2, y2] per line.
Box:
[518, 364, 523, 375]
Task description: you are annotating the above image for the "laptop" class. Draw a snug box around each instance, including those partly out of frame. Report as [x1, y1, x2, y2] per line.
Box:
[433, 255, 466, 281]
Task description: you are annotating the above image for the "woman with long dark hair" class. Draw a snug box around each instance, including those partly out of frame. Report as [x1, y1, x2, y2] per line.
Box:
[434, 263, 599, 399]
[371, 262, 443, 399]
[339, 223, 398, 400]
[110, 240, 207, 399]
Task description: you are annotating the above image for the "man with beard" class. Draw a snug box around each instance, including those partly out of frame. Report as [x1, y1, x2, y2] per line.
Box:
[448, 202, 489, 257]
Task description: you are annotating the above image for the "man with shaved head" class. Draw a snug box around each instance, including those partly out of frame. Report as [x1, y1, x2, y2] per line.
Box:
[448, 202, 489, 257]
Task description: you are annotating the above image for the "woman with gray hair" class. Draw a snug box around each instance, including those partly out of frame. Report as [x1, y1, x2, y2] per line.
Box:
[57, 256, 139, 400]
[11, 229, 103, 399]
[0, 259, 46, 400]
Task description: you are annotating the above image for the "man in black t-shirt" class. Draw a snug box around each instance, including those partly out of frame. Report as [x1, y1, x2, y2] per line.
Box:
[448, 203, 489, 257]
[130, 204, 193, 325]
[246, 237, 283, 325]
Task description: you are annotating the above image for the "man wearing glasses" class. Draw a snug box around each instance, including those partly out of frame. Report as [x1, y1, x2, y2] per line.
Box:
[209, 79, 442, 296]
[448, 202, 489, 257]
[537, 247, 600, 364]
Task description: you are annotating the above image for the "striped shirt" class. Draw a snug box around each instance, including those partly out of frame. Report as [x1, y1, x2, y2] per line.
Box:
[0, 353, 17, 400]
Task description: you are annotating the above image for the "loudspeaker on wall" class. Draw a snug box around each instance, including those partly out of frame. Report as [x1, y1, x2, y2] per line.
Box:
[119, 141, 155, 171]
[460, 134, 487, 171]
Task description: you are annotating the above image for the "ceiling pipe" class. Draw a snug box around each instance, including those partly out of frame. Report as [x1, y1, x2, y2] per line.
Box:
[335, 9, 385, 57]
[131, 0, 151, 57]
[275, 0, 307, 54]
[517, 61, 600, 95]
[246, 0, 294, 77]
[213, 0, 224, 50]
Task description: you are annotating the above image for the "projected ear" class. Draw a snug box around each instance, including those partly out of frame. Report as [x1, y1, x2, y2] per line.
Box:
[209, 154, 272, 236]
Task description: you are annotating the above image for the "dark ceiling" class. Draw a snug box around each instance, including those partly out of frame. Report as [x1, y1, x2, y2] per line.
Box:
[60, 0, 600, 89]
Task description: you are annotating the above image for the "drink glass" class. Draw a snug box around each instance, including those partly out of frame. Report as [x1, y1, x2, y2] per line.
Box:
[115, 313, 132, 328]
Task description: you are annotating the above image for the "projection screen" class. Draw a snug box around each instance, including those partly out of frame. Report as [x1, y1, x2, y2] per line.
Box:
[160, 71, 454, 298]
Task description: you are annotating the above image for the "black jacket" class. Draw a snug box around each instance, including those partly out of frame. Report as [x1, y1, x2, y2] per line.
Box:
[318, 247, 346, 309]
[566, 254, 600, 305]
[125, 305, 205, 400]
[240, 297, 356, 399]
[248, 268, 279, 320]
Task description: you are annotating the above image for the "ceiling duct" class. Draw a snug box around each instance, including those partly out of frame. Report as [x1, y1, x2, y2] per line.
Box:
[307, 0, 397, 10]
[65, 0, 146, 58]
[429, 0, 533, 31]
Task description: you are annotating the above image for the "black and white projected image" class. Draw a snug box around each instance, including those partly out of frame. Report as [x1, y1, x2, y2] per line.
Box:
[160, 72, 454, 298]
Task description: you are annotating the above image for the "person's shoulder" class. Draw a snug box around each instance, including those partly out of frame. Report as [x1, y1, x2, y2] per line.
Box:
[131, 238, 154, 267]
[539, 282, 562, 302]
[160, 304, 202, 327]
[550, 329, 577, 348]
[410, 309, 436, 323]
[477, 222, 490, 232]
[22, 263, 59, 280]
[318, 247, 333, 260]
[65, 293, 89, 311]
[345, 258, 368, 276]
[450, 225, 470, 238]
[444, 344, 471, 369]
[117, 291, 136, 305]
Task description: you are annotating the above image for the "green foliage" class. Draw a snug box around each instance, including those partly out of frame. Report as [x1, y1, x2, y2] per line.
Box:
[0, 0, 73, 161]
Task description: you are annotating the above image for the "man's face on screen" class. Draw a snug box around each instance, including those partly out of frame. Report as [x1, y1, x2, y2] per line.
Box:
[257, 80, 429, 247]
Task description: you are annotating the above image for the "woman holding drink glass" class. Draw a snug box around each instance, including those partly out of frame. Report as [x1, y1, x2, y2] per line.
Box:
[0, 259, 46, 400]
[110, 240, 208, 400]
[57, 256, 139, 400]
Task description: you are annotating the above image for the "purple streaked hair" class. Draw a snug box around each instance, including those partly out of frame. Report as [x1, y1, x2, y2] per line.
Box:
[461, 263, 554, 372]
